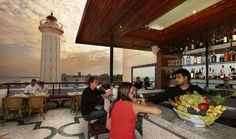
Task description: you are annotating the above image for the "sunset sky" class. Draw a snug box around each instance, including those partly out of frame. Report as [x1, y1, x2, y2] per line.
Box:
[0, 0, 123, 77]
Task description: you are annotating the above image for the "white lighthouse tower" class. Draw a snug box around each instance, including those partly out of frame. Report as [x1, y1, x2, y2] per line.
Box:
[39, 13, 64, 82]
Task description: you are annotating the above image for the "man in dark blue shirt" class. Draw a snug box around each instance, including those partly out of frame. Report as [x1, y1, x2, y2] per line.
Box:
[81, 76, 112, 120]
[148, 69, 206, 104]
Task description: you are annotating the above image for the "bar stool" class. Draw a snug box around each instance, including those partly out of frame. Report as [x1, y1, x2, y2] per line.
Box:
[82, 115, 109, 139]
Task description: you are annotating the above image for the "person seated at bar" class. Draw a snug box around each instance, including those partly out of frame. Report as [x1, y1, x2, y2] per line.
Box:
[24, 79, 40, 94]
[38, 81, 49, 94]
[134, 76, 143, 89]
[144, 76, 151, 89]
[215, 77, 233, 89]
[81, 76, 112, 121]
[147, 69, 206, 104]
[106, 82, 162, 139]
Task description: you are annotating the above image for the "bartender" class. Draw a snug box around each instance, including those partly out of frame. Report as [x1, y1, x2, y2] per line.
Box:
[148, 68, 206, 104]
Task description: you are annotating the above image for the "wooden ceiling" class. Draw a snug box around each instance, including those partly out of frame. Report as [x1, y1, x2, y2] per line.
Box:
[76, 0, 236, 51]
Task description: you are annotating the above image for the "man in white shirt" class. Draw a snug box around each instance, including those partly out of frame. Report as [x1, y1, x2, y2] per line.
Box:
[38, 81, 49, 94]
[24, 79, 40, 94]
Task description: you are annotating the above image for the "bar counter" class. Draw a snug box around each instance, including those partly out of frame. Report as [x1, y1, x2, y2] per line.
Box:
[142, 105, 236, 139]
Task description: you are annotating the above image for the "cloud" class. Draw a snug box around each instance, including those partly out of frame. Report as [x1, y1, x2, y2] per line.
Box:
[0, 0, 123, 78]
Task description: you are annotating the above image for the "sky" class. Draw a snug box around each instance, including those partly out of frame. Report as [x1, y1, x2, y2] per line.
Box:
[0, 0, 123, 77]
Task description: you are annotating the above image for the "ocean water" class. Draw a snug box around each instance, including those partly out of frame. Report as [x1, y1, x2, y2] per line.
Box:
[0, 76, 39, 84]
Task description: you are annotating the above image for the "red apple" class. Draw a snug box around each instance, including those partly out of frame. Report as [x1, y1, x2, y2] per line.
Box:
[198, 103, 209, 111]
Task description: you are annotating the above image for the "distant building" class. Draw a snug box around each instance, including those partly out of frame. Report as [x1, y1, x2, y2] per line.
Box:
[61, 72, 88, 83]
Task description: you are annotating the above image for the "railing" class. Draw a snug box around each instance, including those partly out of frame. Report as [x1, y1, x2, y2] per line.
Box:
[40, 19, 63, 29]
[0, 82, 122, 96]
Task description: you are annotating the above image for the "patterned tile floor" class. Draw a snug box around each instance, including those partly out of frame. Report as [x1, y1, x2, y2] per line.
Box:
[0, 108, 109, 139]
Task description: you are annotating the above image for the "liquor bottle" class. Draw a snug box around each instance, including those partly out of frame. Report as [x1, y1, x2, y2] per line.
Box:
[196, 40, 200, 48]
[229, 48, 235, 61]
[180, 46, 184, 53]
[219, 65, 225, 79]
[195, 70, 199, 79]
[209, 67, 212, 79]
[191, 68, 195, 79]
[223, 32, 228, 44]
[211, 51, 217, 63]
[201, 67, 205, 79]
[219, 53, 224, 62]
[182, 56, 185, 66]
[215, 33, 220, 45]
[201, 53, 206, 64]
[232, 28, 236, 42]
[194, 55, 197, 64]
[186, 56, 191, 65]
[191, 40, 195, 50]
[211, 34, 216, 46]
[198, 68, 202, 79]
[209, 68, 217, 79]
[169, 70, 173, 79]
[224, 49, 230, 62]
[175, 47, 179, 54]
[185, 43, 189, 51]
[199, 37, 204, 48]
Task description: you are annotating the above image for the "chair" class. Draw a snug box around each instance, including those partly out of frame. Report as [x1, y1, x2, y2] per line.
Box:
[82, 115, 109, 139]
[71, 95, 82, 116]
[3, 97, 25, 122]
[28, 96, 46, 120]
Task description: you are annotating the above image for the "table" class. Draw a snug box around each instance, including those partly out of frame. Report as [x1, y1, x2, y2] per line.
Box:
[67, 92, 82, 96]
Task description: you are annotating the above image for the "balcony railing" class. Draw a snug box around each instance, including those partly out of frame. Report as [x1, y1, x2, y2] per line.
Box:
[0, 82, 122, 96]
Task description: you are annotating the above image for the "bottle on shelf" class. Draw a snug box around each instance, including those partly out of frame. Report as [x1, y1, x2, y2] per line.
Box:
[223, 32, 228, 44]
[211, 34, 216, 46]
[195, 69, 199, 79]
[209, 68, 217, 79]
[182, 56, 185, 66]
[229, 66, 236, 80]
[201, 67, 205, 79]
[232, 28, 236, 42]
[193, 55, 197, 64]
[201, 53, 206, 64]
[215, 33, 220, 45]
[229, 48, 235, 61]
[211, 51, 217, 63]
[219, 53, 224, 62]
[199, 37, 204, 48]
[191, 68, 195, 79]
[185, 37, 190, 51]
[196, 40, 200, 48]
[224, 49, 230, 62]
[198, 68, 203, 79]
[219, 65, 225, 79]
[169, 70, 173, 79]
[209, 67, 212, 79]
[186, 56, 191, 65]
[180, 46, 184, 53]
[191, 40, 195, 50]
[185, 42, 189, 51]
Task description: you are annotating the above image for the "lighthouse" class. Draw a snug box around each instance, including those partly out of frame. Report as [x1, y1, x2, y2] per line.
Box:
[39, 13, 64, 82]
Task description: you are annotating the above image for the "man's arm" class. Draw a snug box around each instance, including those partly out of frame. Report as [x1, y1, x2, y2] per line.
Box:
[147, 88, 172, 104]
[195, 85, 207, 95]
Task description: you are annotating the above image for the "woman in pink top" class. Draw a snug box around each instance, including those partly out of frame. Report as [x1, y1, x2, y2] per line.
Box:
[106, 82, 162, 139]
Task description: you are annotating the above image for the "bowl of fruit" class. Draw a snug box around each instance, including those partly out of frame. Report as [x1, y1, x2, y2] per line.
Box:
[169, 91, 226, 127]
